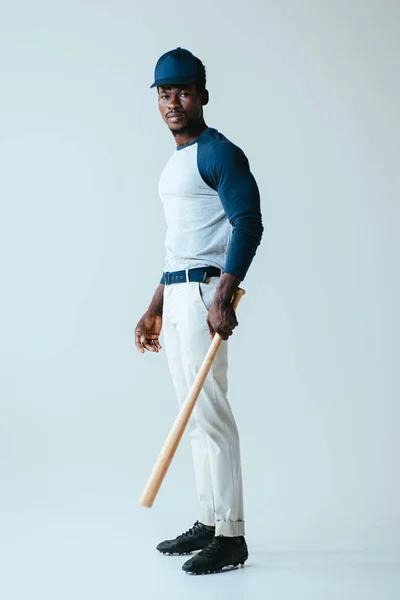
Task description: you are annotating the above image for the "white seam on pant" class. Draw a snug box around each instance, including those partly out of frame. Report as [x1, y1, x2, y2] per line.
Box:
[210, 358, 237, 522]
[203, 430, 216, 517]
[192, 407, 216, 519]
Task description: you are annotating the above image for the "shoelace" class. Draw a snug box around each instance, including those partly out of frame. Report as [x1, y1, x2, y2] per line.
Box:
[177, 520, 203, 539]
[198, 535, 228, 558]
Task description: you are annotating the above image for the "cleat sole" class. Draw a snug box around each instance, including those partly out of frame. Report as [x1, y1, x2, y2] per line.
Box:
[159, 551, 193, 556]
[185, 562, 246, 575]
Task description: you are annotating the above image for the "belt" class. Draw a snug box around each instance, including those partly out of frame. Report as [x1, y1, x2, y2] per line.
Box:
[161, 266, 221, 285]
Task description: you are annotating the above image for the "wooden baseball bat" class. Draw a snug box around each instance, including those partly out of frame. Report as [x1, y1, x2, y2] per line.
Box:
[139, 287, 246, 508]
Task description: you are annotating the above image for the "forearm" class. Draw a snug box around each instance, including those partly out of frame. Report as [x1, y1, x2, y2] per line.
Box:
[147, 283, 165, 315]
[224, 217, 264, 280]
[214, 220, 262, 304]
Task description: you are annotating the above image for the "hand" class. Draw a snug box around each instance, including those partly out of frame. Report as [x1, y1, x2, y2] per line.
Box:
[207, 299, 238, 341]
[135, 312, 163, 354]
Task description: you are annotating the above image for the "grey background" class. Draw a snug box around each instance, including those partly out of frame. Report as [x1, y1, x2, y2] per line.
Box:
[0, 0, 399, 598]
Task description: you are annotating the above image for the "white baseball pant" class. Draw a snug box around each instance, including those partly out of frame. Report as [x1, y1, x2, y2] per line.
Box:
[162, 276, 245, 537]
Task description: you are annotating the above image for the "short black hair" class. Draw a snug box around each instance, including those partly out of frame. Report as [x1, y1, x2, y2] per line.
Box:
[194, 57, 206, 92]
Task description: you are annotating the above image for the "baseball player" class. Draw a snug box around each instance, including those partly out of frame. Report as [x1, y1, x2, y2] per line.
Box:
[135, 47, 263, 575]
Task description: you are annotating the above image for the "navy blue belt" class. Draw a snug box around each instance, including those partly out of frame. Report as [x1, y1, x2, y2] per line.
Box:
[161, 266, 221, 285]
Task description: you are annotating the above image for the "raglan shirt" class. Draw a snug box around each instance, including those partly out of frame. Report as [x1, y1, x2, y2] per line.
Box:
[158, 127, 263, 282]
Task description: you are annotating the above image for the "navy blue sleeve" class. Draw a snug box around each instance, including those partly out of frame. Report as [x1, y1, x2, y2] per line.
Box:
[197, 140, 264, 280]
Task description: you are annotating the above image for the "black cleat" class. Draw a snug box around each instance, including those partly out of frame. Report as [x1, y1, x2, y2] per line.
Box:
[182, 535, 249, 574]
[156, 521, 215, 555]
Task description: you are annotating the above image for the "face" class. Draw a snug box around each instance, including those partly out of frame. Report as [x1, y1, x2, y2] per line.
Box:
[157, 84, 208, 133]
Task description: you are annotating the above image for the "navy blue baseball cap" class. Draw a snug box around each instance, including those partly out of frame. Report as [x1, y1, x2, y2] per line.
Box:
[150, 47, 203, 88]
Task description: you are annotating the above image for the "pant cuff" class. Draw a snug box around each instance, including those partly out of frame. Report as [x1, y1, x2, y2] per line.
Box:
[199, 508, 216, 527]
[215, 520, 245, 537]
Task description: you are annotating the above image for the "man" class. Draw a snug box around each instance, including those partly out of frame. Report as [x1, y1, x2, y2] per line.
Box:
[135, 47, 263, 575]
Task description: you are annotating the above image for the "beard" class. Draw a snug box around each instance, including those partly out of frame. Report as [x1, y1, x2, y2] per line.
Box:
[168, 119, 206, 139]
[171, 126, 189, 136]
[168, 121, 189, 136]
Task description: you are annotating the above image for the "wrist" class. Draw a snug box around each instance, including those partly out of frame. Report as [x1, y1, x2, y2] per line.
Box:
[147, 308, 163, 317]
[213, 293, 231, 307]
[147, 283, 164, 316]
[147, 301, 163, 316]
[214, 272, 241, 306]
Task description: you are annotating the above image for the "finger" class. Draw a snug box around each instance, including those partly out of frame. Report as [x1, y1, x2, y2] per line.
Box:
[138, 322, 156, 353]
[135, 341, 145, 354]
[217, 326, 233, 340]
[144, 335, 161, 352]
[139, 326, 152, 351]
[135, 328, 145, 354]
[218, 331, 230, 341]
[230, 310, 239, 328]
[141, 336, 156, 352]
[207, 319, 215, 339]
[148, 335, 162, 351]
[149, 339, 159, 353]
[228, 311, 238, 329]
[227, 318, 238, 330]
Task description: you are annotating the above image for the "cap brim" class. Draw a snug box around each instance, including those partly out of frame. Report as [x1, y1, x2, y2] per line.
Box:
[150, 75, 198, 89]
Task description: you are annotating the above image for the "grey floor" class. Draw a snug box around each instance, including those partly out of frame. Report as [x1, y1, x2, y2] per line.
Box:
[1, 496, 399, 600]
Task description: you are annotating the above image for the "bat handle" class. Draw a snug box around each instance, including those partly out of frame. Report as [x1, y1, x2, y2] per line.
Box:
[231, 287, 246, 311]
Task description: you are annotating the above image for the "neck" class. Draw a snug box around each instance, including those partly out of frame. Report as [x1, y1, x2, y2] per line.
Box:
[173, 120, 208, 147]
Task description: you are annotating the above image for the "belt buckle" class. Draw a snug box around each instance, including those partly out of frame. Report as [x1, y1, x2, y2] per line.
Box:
[164, 272, 170, 285]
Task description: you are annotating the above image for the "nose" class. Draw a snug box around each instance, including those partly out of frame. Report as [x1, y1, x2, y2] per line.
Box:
[168, 93, 182, 111]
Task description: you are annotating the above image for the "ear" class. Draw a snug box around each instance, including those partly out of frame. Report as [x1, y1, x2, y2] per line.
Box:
[202, 89, 209, 106]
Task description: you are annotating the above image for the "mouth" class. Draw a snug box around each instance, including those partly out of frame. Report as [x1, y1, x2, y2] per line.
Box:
[167, 113, 185, 121]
